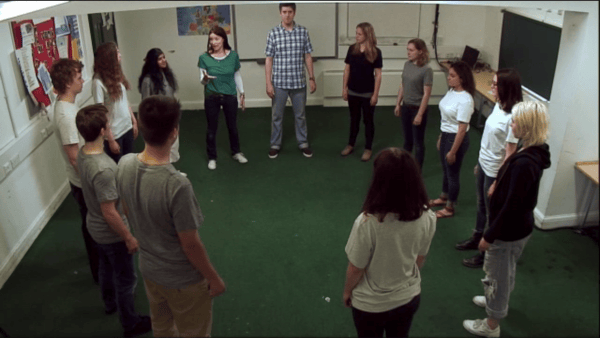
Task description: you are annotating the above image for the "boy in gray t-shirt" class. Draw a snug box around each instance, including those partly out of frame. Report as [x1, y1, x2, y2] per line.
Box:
[75, 104, 151, 338]
[116, 96, 225, 337]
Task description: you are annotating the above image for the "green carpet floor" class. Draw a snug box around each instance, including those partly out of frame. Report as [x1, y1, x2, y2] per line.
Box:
[0, 105, 598, 337]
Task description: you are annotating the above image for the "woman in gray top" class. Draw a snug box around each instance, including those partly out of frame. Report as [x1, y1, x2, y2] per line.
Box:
[138, 48, 180, 163]
[393, 39, 433, 170]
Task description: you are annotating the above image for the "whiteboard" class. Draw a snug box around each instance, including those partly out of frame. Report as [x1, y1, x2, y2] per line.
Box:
[233, 3, 337, 60]
[348, 3, 420, 38]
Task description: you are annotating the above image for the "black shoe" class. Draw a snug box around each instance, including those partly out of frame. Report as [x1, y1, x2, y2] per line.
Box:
[123, 315, 152, 338]
[455, 233, 483, 251]
[463, 252, 485, 268]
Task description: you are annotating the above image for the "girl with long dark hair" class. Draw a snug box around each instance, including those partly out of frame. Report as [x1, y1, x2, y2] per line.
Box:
[343, 148, 436, 338]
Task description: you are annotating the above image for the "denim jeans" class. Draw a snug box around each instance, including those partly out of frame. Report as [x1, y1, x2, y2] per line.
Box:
[348, 95, 375, 150]
[482, 235, 531, 320]
[98, 240, 142, 331]
[204, 94, 240, 160]
[103, 128, 134, 164]
[352, 294, 421, 338]
[401, 104, 428, 169]
[271, 87, 308, 149]
[439, 132, 470, 202]
[69, 183, 99, 284]
[475, 161, 496, 234]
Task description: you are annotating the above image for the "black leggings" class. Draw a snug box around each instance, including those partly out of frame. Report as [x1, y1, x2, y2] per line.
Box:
[347, 95, 375, 150]
[352, 294, 421, 338]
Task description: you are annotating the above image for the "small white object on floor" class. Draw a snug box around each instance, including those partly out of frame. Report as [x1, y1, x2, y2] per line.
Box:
[208, 160, 216, 170]
[325, 297, 330, 302]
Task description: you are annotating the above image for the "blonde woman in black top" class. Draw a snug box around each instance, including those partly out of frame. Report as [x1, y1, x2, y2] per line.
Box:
[341, 22, 383, 162]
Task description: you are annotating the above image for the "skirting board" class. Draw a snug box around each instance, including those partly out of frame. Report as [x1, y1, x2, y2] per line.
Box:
[0, 180, 70, 289]
[534, 207, 600, 230]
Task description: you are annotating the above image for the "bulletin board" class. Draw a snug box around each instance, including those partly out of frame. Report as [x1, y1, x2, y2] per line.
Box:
[10, 16, 84, 107]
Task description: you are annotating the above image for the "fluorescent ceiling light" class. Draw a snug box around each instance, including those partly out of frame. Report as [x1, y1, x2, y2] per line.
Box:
[0, 1, 68, 23]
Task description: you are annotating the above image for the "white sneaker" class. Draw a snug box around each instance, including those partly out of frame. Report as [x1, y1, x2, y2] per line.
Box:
[232, 153, 248, 164]
[208, 160, 216, 170]
[178, 170, 188, 177]
[463, 319, 500, 337]
[473, 296, 486, 308]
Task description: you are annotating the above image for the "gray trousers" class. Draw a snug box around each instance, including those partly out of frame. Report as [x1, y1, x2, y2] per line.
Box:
[482, 234, 531, 320]
[270, 87, 308, 149]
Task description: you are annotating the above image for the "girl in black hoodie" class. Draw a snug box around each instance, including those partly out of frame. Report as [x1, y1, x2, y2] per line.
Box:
[463, 101, 551, 337]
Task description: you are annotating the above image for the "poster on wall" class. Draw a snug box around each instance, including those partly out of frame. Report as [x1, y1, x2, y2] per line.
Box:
[176, 5, 232, 36]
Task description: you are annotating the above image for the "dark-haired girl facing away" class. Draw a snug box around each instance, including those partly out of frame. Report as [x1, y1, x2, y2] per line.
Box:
[138, 48, 180, 163]
[343, 148, 436, 338]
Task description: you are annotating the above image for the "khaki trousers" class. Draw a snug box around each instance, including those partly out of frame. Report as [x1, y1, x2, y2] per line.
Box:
[144, 278, 213, 337]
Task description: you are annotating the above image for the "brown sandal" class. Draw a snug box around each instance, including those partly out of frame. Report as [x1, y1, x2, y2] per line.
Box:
[436, 206, 455, 218]
[428, 197, 448, 207]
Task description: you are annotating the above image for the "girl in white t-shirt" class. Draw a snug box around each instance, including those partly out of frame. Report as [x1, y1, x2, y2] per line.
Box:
[430, 61, 475, 218]
[458, 69, 523, 268]
[344, 148, 436, 338]
[92, 42, 137, 164]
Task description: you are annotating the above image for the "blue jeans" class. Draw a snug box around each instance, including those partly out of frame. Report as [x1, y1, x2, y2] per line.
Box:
[439, 132, 470, 203]
[352, 294, 421, 338]
[401, 104, 428, 169]
[270, 87, 308, 149]
[475, 161, 496, 234]
[348, 95, 375, 150]
[204, 94, 240, 160]
[98, 241, 142, 331]
[103, 128, 134, 164]
[482, 235, 531, 320]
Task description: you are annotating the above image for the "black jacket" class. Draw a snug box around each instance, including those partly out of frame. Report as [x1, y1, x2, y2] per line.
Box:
[484, 143, 551, 243]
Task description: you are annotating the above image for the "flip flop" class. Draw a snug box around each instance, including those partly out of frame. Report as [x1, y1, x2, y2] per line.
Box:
[429, 197, 448, 207]
[436, 206, 455, 218]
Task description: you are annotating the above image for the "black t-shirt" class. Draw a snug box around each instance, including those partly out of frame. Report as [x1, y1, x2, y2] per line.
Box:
[344, 45, 383, 93]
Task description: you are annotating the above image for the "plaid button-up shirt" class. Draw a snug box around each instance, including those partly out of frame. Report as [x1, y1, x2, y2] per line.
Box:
[265, 22, 313, 89]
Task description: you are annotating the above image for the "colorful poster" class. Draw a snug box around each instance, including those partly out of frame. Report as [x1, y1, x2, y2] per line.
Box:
[176, 5, 231, 36]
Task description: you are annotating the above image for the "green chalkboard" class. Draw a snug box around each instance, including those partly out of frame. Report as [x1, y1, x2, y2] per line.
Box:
[499, 11, 562, 100]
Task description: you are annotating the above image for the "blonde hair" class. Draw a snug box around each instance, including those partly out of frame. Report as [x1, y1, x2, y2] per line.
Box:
[512, 101, 549, 147]
[352, 22, 378, 63]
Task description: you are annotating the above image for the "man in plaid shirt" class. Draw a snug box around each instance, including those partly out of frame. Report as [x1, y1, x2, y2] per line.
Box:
[265, 2, 317, 159]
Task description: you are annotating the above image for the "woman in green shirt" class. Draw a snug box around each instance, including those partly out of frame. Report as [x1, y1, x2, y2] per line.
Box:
[198, 26, 247, 170]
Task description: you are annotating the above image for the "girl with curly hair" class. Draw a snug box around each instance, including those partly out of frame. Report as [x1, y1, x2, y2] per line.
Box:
[138, 48, 180, 163]
[92, 42, 137, 164]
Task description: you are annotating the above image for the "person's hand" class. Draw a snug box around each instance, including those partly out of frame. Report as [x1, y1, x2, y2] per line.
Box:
[109, 140, 121, 155]
[488, 180, 496, 198]
[413, 114, 422, 126]
[446, 151, 456, 165]
[125, 236, 139, 254]
[240, 94, 246, 111]
[436, 135, 441, 151]
[309, 78, 317, 94]
[393, 105, 401, 117]
[478, 238, 490, 252]
[132, 123, 138, 140]
[266, 83, 275, 99]
[342, 88, 348, 101]
[370, 94, 378, 106]
[202, 70, 216, 84]
[343, 291, 352, 308]
[474, 164, 479, 176]
[208, 276, 226, 298]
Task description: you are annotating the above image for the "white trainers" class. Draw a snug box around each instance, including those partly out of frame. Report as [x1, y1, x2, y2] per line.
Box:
[208, 160, 216, 170]
[473, 296, 486, 308]
[232, 153, 248, 164]
[463, 319, 500, 337]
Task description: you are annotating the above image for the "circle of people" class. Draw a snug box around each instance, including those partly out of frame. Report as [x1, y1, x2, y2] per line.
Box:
[48, 3, 551, 338]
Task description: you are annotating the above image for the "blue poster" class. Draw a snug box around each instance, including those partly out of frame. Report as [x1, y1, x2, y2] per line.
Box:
[176, 5, 232, 36]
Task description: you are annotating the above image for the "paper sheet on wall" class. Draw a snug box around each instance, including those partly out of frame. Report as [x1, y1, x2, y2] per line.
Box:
[20, 22, 35, 46]
[37, 63, 53, 94]
[32, 17, 51, 25]
[71, 38, 80, 60]
[54, 16, 70, 37]
[15, 45, 40, 92]
[66, 15, 79, 39]
[56, 35, 69, 58]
